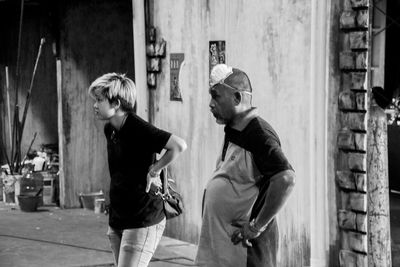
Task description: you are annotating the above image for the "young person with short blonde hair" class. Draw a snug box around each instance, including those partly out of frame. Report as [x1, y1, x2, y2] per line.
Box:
[89, 73, 187, 267]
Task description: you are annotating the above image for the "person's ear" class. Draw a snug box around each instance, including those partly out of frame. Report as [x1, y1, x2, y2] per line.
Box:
[233, 92, 242, 105]
[111, 99, 121, 110]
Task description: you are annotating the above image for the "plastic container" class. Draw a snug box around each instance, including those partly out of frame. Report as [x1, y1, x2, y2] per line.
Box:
[43, 176, 55, 205]
[18, 195, 40, 212]
[94, 198, 105, 214]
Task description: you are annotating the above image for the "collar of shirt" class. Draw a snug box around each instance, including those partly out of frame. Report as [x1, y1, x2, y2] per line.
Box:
[226, 107, 258, 132]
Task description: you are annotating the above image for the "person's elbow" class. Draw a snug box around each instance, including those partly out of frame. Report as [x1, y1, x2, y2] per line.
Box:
[176, 137, 187, 153]
[284, 170, 296, 188]
[276, 170, 295, 189]
[168, 135, 187, 153]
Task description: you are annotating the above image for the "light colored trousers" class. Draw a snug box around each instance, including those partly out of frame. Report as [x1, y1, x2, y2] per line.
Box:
[107, 218, 166, 267]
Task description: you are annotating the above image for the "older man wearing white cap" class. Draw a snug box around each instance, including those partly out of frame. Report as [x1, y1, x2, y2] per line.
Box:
[195, 64, 296, 267]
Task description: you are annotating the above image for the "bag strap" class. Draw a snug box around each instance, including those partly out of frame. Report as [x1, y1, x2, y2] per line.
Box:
[162, 167, 170, 196]
[152, 153, 171, 197]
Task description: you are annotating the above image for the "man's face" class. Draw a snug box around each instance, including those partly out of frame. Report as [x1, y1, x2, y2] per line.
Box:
[209, 85, 236, 125]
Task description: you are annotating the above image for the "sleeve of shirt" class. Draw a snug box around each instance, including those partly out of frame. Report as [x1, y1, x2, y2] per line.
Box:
[247, 128, 293, 182]
[136, 119, 172, 154]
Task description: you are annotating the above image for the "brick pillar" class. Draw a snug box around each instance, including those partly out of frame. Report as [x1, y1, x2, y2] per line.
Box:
[337, 0, 369, 266]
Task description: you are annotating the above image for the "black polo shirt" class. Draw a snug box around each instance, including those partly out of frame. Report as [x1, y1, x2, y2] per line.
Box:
[104, 113, 171, 229]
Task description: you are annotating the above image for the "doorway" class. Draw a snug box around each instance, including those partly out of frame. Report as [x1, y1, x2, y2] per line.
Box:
[0, 0, 60, 205]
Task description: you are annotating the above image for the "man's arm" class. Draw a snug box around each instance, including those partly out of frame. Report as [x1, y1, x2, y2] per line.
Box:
[232, 169, 295, 246]
[145, 135, 187, 192]
[252, 169, 295, 230]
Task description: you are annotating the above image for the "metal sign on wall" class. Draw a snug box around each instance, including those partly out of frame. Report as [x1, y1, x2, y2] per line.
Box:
[170, 53, 184, 101]
[209, 40, 226, 76]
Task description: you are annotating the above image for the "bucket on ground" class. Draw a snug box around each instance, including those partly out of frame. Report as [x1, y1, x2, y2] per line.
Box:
[79, 191, 104, 210]
[18, 195, 40, 212]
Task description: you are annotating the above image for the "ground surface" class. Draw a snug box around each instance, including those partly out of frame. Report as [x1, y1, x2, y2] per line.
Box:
[0, 202, 196, 267]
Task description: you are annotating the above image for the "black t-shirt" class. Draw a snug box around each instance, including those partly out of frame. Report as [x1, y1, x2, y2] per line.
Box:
[104, 113, 171, 229]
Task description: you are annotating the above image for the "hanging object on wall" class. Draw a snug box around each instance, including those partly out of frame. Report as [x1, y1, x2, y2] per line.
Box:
[209, 41, 226, 78]
[146, 26, 166, 89]
[170, 53, 184, 101]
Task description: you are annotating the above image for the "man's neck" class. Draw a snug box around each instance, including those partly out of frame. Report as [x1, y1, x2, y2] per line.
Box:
[228, 107, 257, 131]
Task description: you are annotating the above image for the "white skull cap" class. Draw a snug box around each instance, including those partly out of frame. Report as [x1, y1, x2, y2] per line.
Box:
[209, 64, 233, 87]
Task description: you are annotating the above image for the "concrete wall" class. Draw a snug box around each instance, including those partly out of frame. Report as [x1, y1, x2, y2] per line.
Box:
[59, 0, 134, 207]
[0, 2, 58, 162]
[136, 0, 339, 265]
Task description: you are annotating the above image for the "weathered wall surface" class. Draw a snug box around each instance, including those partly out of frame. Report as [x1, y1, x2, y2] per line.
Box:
[327, 1, 343, 266]
[0, 3, 58, 161]
[59, 0, 134, 207]
[145, 0, 321, 265]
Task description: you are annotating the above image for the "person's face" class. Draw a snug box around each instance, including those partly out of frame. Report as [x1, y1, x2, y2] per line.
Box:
[93, 96, 116, 121]
[209, 85, 237, 125]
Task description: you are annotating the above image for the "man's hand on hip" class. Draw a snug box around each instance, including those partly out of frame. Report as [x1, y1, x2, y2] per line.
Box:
[231, 221, 263, 247]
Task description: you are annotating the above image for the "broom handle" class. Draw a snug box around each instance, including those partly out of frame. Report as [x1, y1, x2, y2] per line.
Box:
[5, 66, 12, 148]
[20, 38, 45, 136]
[21, 132, 37, 167]
[11, 106, 20, 172]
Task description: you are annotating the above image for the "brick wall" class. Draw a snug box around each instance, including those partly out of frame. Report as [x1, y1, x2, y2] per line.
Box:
[337, 0, 370, 266]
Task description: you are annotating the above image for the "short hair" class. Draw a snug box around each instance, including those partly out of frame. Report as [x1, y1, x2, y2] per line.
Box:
[88, 73, 136, 112]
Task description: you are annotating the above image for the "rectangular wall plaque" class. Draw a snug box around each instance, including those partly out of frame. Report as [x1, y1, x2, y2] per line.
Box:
[170, 53, 184, 101]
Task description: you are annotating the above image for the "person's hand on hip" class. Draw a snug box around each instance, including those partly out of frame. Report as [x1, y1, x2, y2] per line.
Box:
[146, 165, 162, 193]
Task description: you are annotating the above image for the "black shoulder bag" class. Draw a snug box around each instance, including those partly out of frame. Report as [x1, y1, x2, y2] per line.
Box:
[159, 167, 184, 219]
